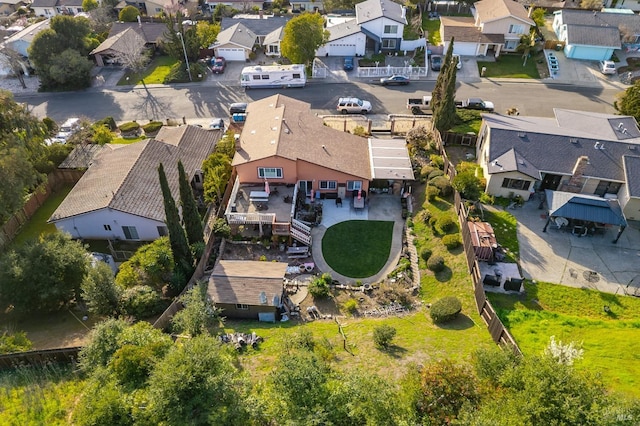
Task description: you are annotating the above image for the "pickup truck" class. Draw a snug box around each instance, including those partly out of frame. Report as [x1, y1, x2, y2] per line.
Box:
[407, 95, 433, 114]
[456, 98, 494, 111]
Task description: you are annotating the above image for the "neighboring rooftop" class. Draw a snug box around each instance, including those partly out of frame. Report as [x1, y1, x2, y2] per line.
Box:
[474, 0, 534, 24]
[356, 0, 405, 25]
[212, 22, 257, 49]
[220, 16, 290, 36]
[207, 260, 287, 306]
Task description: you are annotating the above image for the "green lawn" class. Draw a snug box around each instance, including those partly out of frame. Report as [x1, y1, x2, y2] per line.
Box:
[322, 220, 394, 278]
[422, 18, 441, 46]
[478, 53, 540, 79]
[482, 208, 519, 262]
[111, 135, 146, 144]
[117, 56, 178, 86]
[450, 110, 483, 134]
[10, 185, 74, 249]
[488, 281, 640, 397]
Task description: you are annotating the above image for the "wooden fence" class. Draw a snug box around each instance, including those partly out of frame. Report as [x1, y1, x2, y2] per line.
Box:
[437, 132, 522, 355]
[0, 346, 81, 370]
[0, 169, 84, 253]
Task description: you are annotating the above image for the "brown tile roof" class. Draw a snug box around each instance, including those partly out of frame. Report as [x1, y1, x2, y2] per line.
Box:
[441, 17, 505, 44]
[474, 0, 534, 25]
[207, 260, 287, 306]
[232, 94, 371, 180]
[50, 126, 220, 223]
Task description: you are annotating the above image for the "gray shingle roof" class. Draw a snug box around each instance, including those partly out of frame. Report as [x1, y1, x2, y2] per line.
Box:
[623, 155, 640, 198]
[560, 9, 640, 30]
[220, 16, 290, 37]
[356, 0, 405, 25]
[108, 22, 168, 44]
[326, 20, 361, 42]
[50, 126, 220, 223]
[30, 0, 57, 7]
[565, 24, 621, 48]
[440, 17, 505, 44]
[483, 110, 640, 183]
[214, 22, 257, 49]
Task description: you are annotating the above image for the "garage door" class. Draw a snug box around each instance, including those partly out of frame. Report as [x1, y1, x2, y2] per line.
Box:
[216, 48, 246, 61]
[328, 43, 357, 57]
[455, 43, 477, 56]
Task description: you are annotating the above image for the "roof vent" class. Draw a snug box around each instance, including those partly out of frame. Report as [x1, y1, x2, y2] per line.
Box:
[251, 130, 256, 134]
[518, 132, 526, 138]
[594, 142, 600, 149]
[629, 145, 637, 150]
[570, 138, 578, 144]
[618, 122, 624, 129]
[623, 128, 628, 134]
[518, 159, 525, 165]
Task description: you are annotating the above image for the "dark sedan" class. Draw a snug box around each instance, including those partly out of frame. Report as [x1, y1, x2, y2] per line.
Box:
[380, 75, 410, 86]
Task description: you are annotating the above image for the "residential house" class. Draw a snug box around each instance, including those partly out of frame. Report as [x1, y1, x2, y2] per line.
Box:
[226, 94, 413, 244]
[289, 0, 323, 13]
[476, 109, 640, 220]
[204, 0, 263, 13]
[220, 16, 290, 56]
[91, 22, 168, 66]
[552, 9, 640, 60]
[107, 21, 169, 46]
[602, 0, 640, 14]
[211, 22, 257, 61]
[0, 0, 28, 16]
[440, 0, 534, 57]
[49, 126, 220, 241]
[316, 0, 409, 57]
[207, 260, 287, 321]
[30, 0, 83, 17]
[2, 18, 50, 57]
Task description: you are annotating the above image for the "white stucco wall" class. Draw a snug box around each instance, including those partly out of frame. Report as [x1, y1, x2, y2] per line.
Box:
[360, 16, 404, 41]
[53, 208, 167, 241]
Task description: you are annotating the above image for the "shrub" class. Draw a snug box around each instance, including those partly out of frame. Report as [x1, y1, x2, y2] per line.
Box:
[118, 121, 140, 133]
[373, 325, 396, 349]
[120, 286, 162, 319]
[420, 165, 436, 181]
[430, 154, 444, 169]
[420, 247, 432, 261]
[426, 185, 440, 201]
[0, 330, 33, 354]
[427, 255, 445, 272]
[95, 116, 117, 131]
[352, 125, 368, 137]
[42, 117, 57, 135]
[428, 216, 438, 229]
[309, 273, 332, 298]
[442, 234, 461, 249]
[428, 169, 444, 180]
[342, 298, 358, 315]
[429, 296, 462, 324]
[212, 218, 231, 238]
[436, 216, 456, 234]
[287, 329, 315, 352]
[479, 192, 495, 205]
[143, 121, 163, 134]
[414, 210, 431, 224]
[431, 176, 452, 196]
[119, 5, 140, 22]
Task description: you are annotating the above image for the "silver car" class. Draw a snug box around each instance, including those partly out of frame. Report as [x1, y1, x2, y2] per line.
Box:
[336, 97, 372, 114]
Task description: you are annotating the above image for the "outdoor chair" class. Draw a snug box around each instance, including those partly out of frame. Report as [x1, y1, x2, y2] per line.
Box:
[504, 277, 524, 292]
[483, 274, 501, 287]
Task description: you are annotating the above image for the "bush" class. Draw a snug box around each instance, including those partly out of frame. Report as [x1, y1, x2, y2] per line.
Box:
[352, 125, 368, 137]
[414, 210, 431, 224]
[95, 116, 117, 131]
[426, 185, 440, 201]
[373, 325, 396, 349]
[442, 234, 461, 249]
[118, 121, 140, 133]
[342, 298, 358, 315]
[309, 273, 332, 298]
[0, 330, 33, 354]
[430, 154, 444, 169]
[436, 216, 456, 234]
[143, 121, 163, 134]
[42, 117, 57, 135]
[429, 296, 462, 324]
[119, 286, 162, 319]
[119, 5, 140, 22]
[479, 192, 495, 205]
[431, 176, 452, 196]
[420, 247, 432, 261]
[428, 169, 444, 180]
[420, 165, 436, 182]
[428, 216, 438, 229]
[427, 255, 445, 272]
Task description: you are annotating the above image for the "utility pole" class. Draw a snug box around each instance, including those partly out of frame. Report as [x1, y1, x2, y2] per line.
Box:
[176, 32, 192, 82]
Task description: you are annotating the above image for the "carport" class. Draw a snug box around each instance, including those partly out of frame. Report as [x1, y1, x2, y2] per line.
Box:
[542, 190, 627, 243]
[368, 138, 415, 182]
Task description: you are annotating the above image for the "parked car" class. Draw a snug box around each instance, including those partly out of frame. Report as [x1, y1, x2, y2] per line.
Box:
[430, 55, 442, 71]
[599, 60, 616, 75]
[229, 102, 247, 114]
[209, 118, 225, 131]
[90, 252, 118, 275]
[380, 75, 410, 86]
[452, 54, 462, 70]
[343, 57, 354, 71]
[211, 57, 226, 74]
[53, 117, 80, 142]
[337, 97, 372, 114]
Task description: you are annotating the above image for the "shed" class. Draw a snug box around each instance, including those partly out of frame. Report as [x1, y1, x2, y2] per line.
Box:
[468, 221, 497, 261]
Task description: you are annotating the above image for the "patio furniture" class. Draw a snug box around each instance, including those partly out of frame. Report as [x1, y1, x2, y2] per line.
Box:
[287, 246, 310, 259]
[250, 190, 269, 203]
[483, 274, 501, 287]
[336, 197, 342, 207]
[504, 277, 523, 292]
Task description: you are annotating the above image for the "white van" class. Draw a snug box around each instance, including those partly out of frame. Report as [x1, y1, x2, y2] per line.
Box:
[599, 60, 616, 75]
[54, 117, 80, 142]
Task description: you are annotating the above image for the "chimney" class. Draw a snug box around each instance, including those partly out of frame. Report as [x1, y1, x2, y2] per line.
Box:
[401, 6, 406, 20]
[234, 133, 241, 151]
[559, 156, 589, 193]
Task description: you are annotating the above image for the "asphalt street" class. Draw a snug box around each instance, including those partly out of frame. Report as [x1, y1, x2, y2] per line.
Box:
[13, 79, 620, 123]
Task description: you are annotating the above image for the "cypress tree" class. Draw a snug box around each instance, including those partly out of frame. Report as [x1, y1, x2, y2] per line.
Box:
[433, 38, 458, 133]
[158, 163, 193, 277]
[177, 160, 204, 246]
[431, 38, 453, 115]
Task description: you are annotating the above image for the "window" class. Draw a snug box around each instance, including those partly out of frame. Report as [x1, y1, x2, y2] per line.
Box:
[268, 45, 278, 53]
[155, 7, 161, 12]
[382, 39, 396, 49]
[594, 181, 621, 196]
[504, 40, 518, 50]
[157, 226, 168, 236]
[122, 226, 139, 240]
[319, 181, 337, 190]
[508, 24, 524, 34]
[258, 167, 283, 179]
[347, 181, 362, 191]
[236, 304, 249, 310]
[261, 74, 270, 80]
[252, 75, 261, 80]
[293, 73, 301, 79]
[501, 178, 531, 191]
[384, 25, 398, 34]
[103, 224, 111, 231]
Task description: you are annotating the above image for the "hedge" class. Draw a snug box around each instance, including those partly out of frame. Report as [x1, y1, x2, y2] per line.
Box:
[429, 296, 462, 324]
[442, 234, 461, 249]
[119, 121, 140, 133]
[143, 121, 163, 134]
[427, 255, 445, 272]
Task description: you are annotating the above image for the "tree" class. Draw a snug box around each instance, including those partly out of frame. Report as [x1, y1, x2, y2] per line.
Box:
[177, 160, 204, 246]
[110, 29, 150, 86]
[431, 39, 453, 116]
[373, 324, 397, 349]
[202, 151, 232, 205]
[145, 335, 249, 424]
[530, 8, 546, 29]
[281, 13, 329, 66]
[162, 13, 200, 62]
[82, 262, 121, 316]
[119, 5, 140, 22]
[196, 20, 220, 49]
[433, 38, 457, 132]
[170, 281, 220, 337]
[452, 161, 485, 200]
[0, 232, 89, 314]
[28, 16, 94, 90]
[92, 124, 114, 145]
[115, 237, 173, 290]
[158, 163, 193, 281]
[0, 47, 28, 89]
[82, 0, 98, 11]
[615, 81, 640, 122]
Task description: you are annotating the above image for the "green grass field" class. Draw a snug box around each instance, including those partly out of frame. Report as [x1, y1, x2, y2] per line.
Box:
[111, 135, 146, 144]
[423, 18, 441, 46]
[322, 220, 394, 278]
[488, 281, 640, 397]
[481, 208, 518, 262]
[478, 53, 540, 79]
[118, 56, 178, 86]
[10, 185, 74, 249]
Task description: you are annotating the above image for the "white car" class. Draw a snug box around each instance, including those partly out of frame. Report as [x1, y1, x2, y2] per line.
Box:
[54, 117, 80, 142]
[337, 97, 372, 114]
[452, 54, 462, 70]
[599, 60, 616, 75]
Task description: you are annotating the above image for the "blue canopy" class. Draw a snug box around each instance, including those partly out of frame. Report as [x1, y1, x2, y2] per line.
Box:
[545, 190, 627, 227]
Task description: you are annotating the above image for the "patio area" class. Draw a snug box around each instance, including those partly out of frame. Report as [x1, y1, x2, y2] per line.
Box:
[232, 184, 296, 223]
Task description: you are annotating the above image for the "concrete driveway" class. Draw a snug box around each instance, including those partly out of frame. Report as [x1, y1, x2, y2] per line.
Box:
[503, 200, 640, 295]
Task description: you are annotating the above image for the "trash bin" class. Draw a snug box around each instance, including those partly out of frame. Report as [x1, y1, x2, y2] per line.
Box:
[555, 44, 562, 51]
[481, 67, 487, 77]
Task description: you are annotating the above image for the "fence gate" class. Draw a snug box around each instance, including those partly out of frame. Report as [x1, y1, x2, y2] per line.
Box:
[312, 59, 328, 79]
